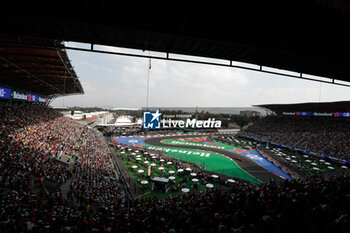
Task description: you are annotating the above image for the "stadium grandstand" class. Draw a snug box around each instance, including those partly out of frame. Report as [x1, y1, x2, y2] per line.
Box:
[239, 102, 350, 161]
[1, 1, 350, 232]
[0, 35, 83, 99]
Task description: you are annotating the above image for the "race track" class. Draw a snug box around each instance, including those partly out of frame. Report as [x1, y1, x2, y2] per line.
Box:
[144, 135, 283, 183]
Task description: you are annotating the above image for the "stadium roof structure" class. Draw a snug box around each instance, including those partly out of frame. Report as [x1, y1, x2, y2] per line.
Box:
[257, 101, 350, 115]
[0, 35, 84, 97]
[2, 0, 350, 87]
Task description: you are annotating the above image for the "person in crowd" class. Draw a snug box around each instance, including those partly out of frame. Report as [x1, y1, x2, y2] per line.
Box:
[1, 106, 350, 232]
[239, 116, 350, 160]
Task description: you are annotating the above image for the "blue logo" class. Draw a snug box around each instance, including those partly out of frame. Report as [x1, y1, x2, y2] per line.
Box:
[143, 110, 162, 129]
[0, 86, 11, 99]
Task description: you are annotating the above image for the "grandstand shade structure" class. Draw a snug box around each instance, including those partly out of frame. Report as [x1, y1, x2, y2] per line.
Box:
[257, 101, 350, 115]
[2, 2, 350, 232]
[0, 35, 83, 97]
[2, 0, 350, 86]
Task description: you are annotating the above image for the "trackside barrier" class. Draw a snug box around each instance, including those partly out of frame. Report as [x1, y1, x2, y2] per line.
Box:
[257, 149, 296, 179]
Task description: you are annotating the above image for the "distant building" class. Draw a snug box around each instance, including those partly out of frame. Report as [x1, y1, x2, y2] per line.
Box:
[240, 110, 261, 117]
[115, 115, 134, 126]
[111, 115, 141, 127]
[66, 111, 109, 120]
[68, 111, 85, 120]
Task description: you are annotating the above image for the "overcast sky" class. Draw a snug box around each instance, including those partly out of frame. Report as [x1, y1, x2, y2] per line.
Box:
[51, 42, 350, 108]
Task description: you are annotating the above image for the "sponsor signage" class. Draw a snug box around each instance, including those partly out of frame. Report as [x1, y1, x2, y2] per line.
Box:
[0, 86, 11, 99]
[168, 140, 225, 149]
[28, 94, 38, 102]
[282, 112, 295, 116]
[143, 110, 221, 129]
[38, 96, 49, 103]
[146, 146, 211, 157]
[334, 112, 350, 117]
[296, 112, 312, 116]
[0, 87, 50, 103]
[12, 90, 28, 100]
[282, 111, 350, 118]
[314, 112, 332, 117]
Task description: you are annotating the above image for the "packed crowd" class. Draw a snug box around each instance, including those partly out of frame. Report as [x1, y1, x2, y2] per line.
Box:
[2, 170, 350, 232]
[0, 105, 124, 231]
[1, 106, 350, 232]
[71, 130, 123, 206]
[221, 135, 342, 178]
[0, 106, 77, 189]
[240, 116, 350, 160]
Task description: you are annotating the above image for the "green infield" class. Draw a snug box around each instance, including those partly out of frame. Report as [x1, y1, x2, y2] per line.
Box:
[142, 145, 261, 184]
[162, 139, 246, 152]
[117, 150, 222, 199]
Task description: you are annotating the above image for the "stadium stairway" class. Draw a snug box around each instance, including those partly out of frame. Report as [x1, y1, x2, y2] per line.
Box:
[60, 177, 73, 201]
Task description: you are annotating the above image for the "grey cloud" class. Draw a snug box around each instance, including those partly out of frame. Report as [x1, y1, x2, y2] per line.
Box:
[52, 45, 350, 108]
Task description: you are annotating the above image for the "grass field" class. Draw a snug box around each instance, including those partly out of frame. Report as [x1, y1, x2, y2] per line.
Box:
[117, 150, 222, 199]
[162, 139, 246, 151]
[142, 145, 260, 183]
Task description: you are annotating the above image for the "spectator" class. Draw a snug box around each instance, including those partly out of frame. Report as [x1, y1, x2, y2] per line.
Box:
[1, 105, 350, 232]
[240, 116, 350, 160]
